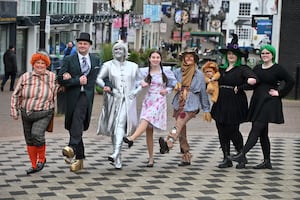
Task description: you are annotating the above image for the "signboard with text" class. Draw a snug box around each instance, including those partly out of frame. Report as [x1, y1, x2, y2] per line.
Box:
[252, 15, 273, 27]
[257, 19, 272, 35]
[144, 4, 161, 22]
[0, 1, 17, 23]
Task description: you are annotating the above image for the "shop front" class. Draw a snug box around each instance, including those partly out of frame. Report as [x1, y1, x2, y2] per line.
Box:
[0, 1, 17, 75]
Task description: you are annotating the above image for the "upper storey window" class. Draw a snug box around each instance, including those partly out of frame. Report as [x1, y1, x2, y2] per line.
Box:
[239, 3, 251, 16]
[18, 0, 77, 16]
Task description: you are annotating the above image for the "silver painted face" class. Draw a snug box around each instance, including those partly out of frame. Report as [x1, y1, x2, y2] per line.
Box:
[113, 46, 126, 61]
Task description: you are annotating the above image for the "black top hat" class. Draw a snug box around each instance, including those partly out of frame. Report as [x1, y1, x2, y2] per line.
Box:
[76, 32, 92, 45]
[219, 33, 244, 56]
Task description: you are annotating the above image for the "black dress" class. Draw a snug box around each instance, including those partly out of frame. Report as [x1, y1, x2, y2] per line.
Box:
[247, 64, 295, 124]
[211, 65, 257, 124]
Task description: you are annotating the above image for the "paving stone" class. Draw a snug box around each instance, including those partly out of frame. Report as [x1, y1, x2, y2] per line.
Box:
[0, 135, 300, 199]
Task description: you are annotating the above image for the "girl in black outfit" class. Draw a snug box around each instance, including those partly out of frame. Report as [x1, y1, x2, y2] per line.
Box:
[211, 38, 257, 169]
[232, 44, 295, 169]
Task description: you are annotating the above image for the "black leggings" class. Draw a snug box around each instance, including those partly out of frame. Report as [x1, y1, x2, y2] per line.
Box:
[216, 122, 244, 154]
[243, 121, 270, 160]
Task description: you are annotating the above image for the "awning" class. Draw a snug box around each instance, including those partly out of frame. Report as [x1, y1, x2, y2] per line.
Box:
[234, 19, 251, 26]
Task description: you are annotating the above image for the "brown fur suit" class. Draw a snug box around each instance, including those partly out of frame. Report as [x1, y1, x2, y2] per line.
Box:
[202, 61, 220, 103]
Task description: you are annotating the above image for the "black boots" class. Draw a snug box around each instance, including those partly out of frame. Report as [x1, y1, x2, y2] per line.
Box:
[235, 161, 246, 169]
[231, 152, 246, 162]
[232, 153, 272, 169]
[231, 152, 247, 169]
[218, 154, 246, 168]
[218, 150, 232, 168]
[218, 156, 233, 168]
[159, 137, 169, 154]
[253, 159, 272, 169]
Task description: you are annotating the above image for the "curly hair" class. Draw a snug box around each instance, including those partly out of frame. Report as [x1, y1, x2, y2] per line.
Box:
[30, 50, 51, 67]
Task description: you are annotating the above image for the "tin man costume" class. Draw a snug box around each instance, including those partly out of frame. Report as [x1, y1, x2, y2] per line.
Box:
[96, 42, 140, 169]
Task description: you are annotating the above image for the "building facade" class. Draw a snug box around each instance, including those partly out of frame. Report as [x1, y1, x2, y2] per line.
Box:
[1, 0, 299, 97]
[11, 0, 146, 73]
[0, 0, 17, 75]
[16, 0, 103, 73]
[208, 0, 279, 52]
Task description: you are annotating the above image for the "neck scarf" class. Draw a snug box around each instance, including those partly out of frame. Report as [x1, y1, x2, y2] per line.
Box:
[181, 62, 196, 87]
[177, 62, 196, 110]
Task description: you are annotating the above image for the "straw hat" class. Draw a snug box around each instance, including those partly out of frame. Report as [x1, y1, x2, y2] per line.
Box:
[179, 47, 199, 61]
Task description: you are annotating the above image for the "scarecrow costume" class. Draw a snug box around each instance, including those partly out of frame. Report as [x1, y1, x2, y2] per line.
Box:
[159, 48, 211, 166]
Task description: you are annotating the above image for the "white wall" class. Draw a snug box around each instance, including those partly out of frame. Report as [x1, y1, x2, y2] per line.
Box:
[209, 0, 280, 50]
[77, 0, 93, 14]
[26, 26, 39, 72]
[271, 0, 281, 62]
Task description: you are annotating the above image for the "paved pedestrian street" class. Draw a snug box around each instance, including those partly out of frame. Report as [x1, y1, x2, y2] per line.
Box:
[1, 133, 300, 200]
[1, 88, 300, 199]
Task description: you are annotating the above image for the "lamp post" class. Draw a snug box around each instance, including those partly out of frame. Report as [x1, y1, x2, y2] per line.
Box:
[120, 1, 126, 41]
[174, 0, 188, 51]
[110, 0, 135, 42]
[217, 8, 226, 33]
[180, 0, 184, 50]
[39, 0, 47, 50]
[200, 3, 210, 31]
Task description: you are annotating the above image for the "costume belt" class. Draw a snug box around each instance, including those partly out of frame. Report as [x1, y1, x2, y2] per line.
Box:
[219, 85, 234, 89]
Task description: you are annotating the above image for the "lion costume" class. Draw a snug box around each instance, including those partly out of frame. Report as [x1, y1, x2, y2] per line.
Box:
[202, 61, 220, 103]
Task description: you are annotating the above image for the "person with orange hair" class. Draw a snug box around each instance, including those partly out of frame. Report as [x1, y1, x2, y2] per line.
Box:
[11, 50, 59, 175]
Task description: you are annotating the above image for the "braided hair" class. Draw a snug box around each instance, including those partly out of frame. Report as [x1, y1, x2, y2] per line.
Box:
[144, 50, 168, 85]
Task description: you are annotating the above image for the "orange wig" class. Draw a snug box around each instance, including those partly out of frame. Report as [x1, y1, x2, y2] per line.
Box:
[30, 51, 51, 67]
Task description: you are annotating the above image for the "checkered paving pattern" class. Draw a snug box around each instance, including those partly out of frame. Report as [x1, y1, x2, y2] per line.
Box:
[1, 134, 300, 200]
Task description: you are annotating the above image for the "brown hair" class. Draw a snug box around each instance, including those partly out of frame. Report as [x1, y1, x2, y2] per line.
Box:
[144, 50, 168, 85]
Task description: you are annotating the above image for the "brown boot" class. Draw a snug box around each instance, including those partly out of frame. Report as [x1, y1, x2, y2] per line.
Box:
[166, 127, 177, 149]
[178, 152, 192, 166]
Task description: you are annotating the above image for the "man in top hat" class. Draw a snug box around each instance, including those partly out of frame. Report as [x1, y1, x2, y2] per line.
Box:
[57, 32, 102, 172]
[159, 48, 211, 166]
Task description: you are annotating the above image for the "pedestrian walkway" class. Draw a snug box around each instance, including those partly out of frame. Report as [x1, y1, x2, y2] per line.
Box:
[0, 134, 300, 200]
[0, 89, 300, 200]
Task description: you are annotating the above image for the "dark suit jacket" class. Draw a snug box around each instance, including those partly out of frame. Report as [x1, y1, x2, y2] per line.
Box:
[57, 53, 101, 131]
